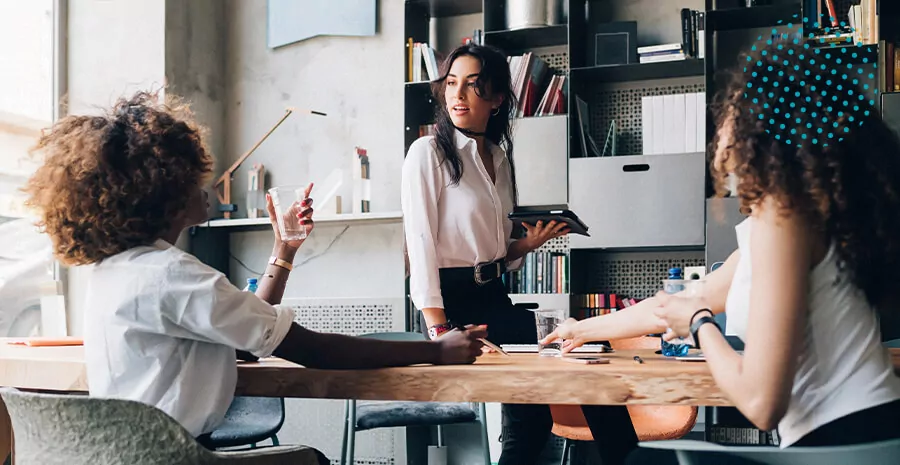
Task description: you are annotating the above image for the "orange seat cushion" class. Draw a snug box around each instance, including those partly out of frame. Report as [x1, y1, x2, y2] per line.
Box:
[550, 336, 698, 442]
[550, 404, 697, 442]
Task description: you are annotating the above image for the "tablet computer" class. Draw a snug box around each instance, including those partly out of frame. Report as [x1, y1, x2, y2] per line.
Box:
[508, 206, 590, 237]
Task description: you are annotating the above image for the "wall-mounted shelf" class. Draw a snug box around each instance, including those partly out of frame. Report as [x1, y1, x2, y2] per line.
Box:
[707, 4, 801, 32]
[198, 211, 403, 231]
[808, 43, 878, 63]
[485, 25, 568, 51]
[570, 59, 705, 83]
[405, 0, 481, 18]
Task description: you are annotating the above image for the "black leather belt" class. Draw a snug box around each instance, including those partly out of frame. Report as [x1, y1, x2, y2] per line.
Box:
[440, 259, 507, 285]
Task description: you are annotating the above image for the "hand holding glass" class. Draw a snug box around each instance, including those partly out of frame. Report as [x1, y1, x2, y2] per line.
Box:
[268, 184, 313, 242]
[535, 308, 567, 357]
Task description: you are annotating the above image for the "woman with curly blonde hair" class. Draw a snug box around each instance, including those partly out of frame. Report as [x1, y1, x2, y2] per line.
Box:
[546, 38, 900, 454]
[23, 91, 487, 450]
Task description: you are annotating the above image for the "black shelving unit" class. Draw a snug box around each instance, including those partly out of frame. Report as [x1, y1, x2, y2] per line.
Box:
[406, 0, 482, 18]
[570, 59, 705, 83]
[706, 4, 801, 32]
[484, 25, 568, 51]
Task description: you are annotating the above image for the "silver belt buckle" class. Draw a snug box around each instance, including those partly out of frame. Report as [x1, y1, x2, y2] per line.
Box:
[474, 261, 500, 286]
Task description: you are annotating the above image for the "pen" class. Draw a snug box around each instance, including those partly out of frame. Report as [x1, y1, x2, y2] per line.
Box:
[633, 355, 643, 364]
[446, 325, 509, 356]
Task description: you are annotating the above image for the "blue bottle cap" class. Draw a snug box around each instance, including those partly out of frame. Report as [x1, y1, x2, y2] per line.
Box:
[247, 278, 258, 285]
[667, 267, 683, 279]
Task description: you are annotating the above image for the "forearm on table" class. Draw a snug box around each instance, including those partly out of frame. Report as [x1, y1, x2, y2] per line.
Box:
[574, 297, 668, 341]
[274, 324, 441, 369]
[255, 244, 297, 305]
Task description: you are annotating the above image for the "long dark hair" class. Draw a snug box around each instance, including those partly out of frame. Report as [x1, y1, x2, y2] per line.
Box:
[430, 43, 518, 202]
[711, 39, 900, 312]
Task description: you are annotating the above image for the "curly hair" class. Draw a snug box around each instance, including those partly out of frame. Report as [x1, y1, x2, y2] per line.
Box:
[711, 38, 900, 310]
[23, 91, 213, 265]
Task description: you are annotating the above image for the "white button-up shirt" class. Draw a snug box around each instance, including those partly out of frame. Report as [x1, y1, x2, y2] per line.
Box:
[84, 239, 295, 437]
[402, 129, 519, 310]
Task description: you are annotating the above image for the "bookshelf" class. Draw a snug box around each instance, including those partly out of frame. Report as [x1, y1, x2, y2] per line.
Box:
[403, 0, 900, 454]
[705, 4, 800, 31]
[569, 59, 706, 83]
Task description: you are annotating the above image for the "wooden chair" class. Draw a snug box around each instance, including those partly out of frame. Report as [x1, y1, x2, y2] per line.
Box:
[550, 336, 698, 465]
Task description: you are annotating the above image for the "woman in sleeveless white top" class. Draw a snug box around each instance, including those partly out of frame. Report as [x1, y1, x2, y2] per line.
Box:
[721, 217, 900, 446]
[543, 37, 900, 450]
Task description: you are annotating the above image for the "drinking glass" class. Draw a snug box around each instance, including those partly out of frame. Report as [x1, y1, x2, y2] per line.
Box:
[535, 308, 567, 357]
[268, 185, 310, 242]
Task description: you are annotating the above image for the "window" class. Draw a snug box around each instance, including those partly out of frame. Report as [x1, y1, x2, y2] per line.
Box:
[0, 0, 64, 337]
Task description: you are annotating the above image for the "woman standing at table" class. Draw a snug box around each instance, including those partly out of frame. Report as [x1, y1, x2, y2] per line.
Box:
[547, 38, 900, 451]
[402, 43, 639, 465]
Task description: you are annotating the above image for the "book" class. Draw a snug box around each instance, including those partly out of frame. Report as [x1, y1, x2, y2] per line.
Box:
[639, 53, 687, 64]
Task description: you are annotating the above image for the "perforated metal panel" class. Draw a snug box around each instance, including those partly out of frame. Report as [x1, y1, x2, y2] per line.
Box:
[286, 297, 406, 336]
[589, 81, 706, 156]
[574, 250, 705, 299]
[279, 297, 406, 465]
[533, 45, 568, 75]
[536, 235, 569, 254]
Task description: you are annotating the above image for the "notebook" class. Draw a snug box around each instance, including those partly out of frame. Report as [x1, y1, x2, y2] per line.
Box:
[7, 337, 84, 347]
[500, 343, 612, 354]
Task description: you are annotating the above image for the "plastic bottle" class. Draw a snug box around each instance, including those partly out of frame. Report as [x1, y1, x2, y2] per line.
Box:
[247, 278, 258, 293]
[661, 267, 690, 357]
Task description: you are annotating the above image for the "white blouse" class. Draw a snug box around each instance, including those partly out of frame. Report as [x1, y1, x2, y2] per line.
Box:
[84, 239, 295, 437]
[401, 129, 519, 310]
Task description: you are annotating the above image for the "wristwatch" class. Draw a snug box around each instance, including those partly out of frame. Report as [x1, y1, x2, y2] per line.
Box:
[689, 309, 720, 350]
[428, 322, 453, 340]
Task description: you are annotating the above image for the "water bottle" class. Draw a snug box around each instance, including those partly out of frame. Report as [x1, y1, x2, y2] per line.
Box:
[247, 278, 258, 293]
[661, 267, 690, 357]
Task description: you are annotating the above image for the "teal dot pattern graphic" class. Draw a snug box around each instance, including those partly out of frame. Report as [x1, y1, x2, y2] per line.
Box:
[742, 17, 877, 148]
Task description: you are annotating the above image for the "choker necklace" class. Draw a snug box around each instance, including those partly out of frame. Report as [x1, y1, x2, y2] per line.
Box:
[454, 125, 486, 137]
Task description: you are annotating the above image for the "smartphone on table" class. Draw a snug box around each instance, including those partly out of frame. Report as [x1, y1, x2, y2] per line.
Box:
[562, 356, 610, 365]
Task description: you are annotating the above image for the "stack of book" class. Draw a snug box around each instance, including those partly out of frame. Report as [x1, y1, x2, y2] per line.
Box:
[503, 251, 569, 295]
[680, 8, 706, 59]
[641, 92, 706, 155]
[638, 44, 686, 64]
[508, 53, 566, 117]
[848, 0, 878, 45]
[407, 40, 440, 82]
[571, 293, 640, 320]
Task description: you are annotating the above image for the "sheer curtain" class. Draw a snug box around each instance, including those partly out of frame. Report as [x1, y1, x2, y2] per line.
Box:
[0, 0, 66, 337]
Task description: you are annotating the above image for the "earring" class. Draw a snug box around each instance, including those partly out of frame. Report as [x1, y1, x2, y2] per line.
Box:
[491, 107, 501, 116]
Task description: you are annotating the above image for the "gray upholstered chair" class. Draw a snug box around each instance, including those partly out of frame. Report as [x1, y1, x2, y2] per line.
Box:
[640, 438, 900, 465]
[340, 332, 491, 465]
[0, 387, 327, 465]
[207, 397, 285, 449]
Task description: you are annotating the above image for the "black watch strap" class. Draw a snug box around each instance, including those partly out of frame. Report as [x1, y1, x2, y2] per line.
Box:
[690, 313, 720, 350]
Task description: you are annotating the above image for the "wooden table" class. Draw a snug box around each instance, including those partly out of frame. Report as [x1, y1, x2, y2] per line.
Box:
[0, 345, 731, 405]
[0, 345, 898, 463]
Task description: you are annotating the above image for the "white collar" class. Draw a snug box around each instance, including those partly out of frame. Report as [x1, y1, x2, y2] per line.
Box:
[452, 128, 507, 166]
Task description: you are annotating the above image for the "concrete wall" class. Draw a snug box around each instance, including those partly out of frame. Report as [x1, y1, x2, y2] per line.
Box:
[64, 0, 167, 337]
[222, 0, 405, 299]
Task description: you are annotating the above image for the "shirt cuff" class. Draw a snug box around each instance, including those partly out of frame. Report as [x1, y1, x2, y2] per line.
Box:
[250, 304, 295, 358]
[414, 295, 444, 310]
[506, 256, 524, 272]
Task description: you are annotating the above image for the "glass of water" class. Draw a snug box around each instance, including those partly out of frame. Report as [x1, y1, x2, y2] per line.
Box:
[535, 308, 567, 357]
[268, 185, 311, 242]
[660, 279, 705, 357]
